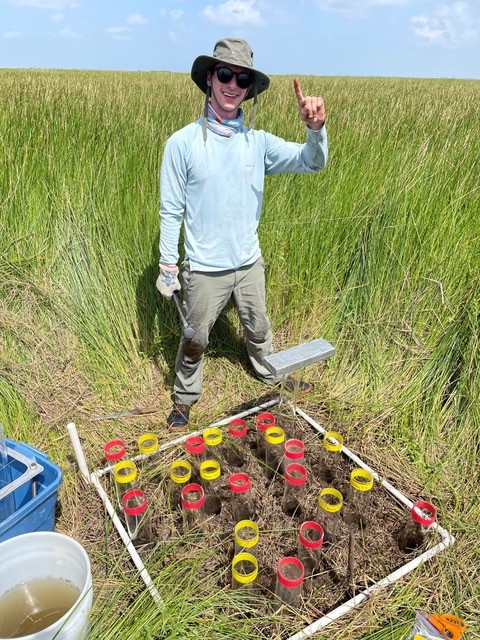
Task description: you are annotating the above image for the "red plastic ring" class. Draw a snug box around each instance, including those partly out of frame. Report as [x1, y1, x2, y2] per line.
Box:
[411, 500, 436, 526]
[228, 419, 248, 438]
[181, 483, 206, 511]
[185, 435, 205, 455]
[277, 557, 304, 588]
[104, 439, 127, 461]
[298, 521, 324, 550]
[122, 489, 148, 516]
[284, 463, 307, 486]
[256, 412, 277, 431]
[229, 472, 250, 494]
[284, 439, 305, 460]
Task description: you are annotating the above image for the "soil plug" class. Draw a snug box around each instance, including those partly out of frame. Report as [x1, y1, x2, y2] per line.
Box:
[284, 438, 305, 471]
[168, 460, 193, 510]
[344, 468, 374, 531]
[256, 412, 277, 459]
[229, 473, 253, 522]
[199, 459, 223, 515]
[298, 521, 325, 577]
[231, 552, 258, 591]
[319, 431, 343, 483]
[234, 519, 259, 557]
[122, 488, 150, 543]
[203, 427, 225, 466]
[181, 482, 206, 530]
[316, 487, 343, 545]
[265, 426, 286, 479]
[113, 460, 138, 510]
[185, 435, 206, 478]
[225, 419, 248, 468]
[275, 557, 304, 608]
[281, 463, 307, 518]
[398, 500, 436, 553]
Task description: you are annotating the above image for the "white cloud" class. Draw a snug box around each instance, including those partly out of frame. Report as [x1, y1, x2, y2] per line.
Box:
[59, 26, 80, 38]
[160, 8, 194, 42]
[411, 15, 447, 43]
[4, 30, 21, 38]
[202, 0, 265, 27]
[411, 1, 479, 47]
[106, 26, 132, 41]
[159, 9, 184, 20]
[126, 13, 148, 26]
[5, 0, 77, 8]
[51, 11, 64, 22]
[315, 0, 410, 19]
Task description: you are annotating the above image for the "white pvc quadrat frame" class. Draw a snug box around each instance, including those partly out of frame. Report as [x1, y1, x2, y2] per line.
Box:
[67, 398, 455, 640]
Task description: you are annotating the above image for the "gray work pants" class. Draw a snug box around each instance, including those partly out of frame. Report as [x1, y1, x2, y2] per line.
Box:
[173, 257, 277, 406]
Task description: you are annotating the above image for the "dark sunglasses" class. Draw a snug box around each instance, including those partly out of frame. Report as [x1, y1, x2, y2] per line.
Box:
[214, 66, 254, 90]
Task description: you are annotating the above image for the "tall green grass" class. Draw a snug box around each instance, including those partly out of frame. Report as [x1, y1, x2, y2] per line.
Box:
[0, 70, 478, 638]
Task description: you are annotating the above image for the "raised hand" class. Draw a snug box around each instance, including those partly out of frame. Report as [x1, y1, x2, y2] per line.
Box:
[294, 78, 325, 130]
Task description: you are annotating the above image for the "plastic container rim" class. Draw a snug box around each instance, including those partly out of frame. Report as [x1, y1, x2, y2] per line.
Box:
[122, 488, 148, 516]
[229, 472, 250, 494]
[277, 556, 305, 588]
[298, 521, 325, 550]
[137, 432, 159, 455]
[104, 439, 127, 462]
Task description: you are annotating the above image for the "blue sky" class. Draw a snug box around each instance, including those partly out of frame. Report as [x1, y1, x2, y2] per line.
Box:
[2, 0, 479, 79]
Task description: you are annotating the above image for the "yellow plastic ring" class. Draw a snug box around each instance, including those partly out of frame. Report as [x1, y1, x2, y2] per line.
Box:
[203, 427, 223, 447]
[318, 487, 343, 513]
[323, 431, 343, 453]
[265, 426, 285, 445]
[232, 552, 258, 584]
[113, 460, 138, 484]
[350, 468, 374, 492]
[170, 460, 192, 484]
[234, 520, 259, 549]
[199, 459, 221, 481]
[137, 432, 159, 455]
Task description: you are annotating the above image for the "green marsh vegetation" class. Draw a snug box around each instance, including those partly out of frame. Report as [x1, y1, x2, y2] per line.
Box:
[0, 69, 478, 638]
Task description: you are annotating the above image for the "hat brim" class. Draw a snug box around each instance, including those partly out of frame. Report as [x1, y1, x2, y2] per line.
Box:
[191, 55, 270, 100]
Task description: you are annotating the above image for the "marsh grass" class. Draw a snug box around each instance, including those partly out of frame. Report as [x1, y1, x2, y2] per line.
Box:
[0, 69, 479, 638]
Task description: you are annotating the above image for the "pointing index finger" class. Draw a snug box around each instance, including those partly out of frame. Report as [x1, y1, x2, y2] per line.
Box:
[294, 77, 305, 106]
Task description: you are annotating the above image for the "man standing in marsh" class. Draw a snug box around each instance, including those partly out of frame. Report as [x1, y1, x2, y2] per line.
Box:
[157, 38, 328, 428]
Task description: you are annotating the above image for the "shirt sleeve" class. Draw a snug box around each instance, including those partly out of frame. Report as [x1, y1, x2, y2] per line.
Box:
[264, 125, 328, 175]
[159, 135, 187, 266]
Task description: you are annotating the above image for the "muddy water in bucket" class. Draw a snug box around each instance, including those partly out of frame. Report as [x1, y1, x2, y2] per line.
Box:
[0, 531, 93, 640]
[0, 579, 80, 637]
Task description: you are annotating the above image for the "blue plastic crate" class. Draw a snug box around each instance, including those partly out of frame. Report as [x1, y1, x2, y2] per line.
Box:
[0, 438, 62, 542]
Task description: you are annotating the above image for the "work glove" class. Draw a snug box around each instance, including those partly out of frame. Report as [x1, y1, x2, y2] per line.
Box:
[156, 264, 181, 299]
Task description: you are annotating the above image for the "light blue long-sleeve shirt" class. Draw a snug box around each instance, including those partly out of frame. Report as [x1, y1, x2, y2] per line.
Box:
[159, 119, 328, 271]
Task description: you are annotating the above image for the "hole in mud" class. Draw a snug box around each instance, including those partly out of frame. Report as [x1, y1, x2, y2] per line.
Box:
[282, 498, 303, 519]
[204, 495, 222, 516]
[233, 504, 251, 522]
[343, 511, 368, 531]
[320, 467, 336, 484]
[397, 523, 424, 553]
[224, 449, 245, 468]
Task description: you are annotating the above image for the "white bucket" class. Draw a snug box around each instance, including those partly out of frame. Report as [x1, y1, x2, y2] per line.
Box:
[0, 531, 93, 640]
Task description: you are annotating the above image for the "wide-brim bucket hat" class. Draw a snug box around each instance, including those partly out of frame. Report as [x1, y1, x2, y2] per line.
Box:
[191, 38, 270, 101]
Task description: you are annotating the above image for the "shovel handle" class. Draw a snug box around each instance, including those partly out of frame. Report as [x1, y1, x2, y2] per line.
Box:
[172, 292, 196, 341]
